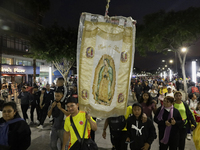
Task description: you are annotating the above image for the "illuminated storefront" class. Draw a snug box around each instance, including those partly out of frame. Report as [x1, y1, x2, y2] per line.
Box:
[1, 65, 40, 85]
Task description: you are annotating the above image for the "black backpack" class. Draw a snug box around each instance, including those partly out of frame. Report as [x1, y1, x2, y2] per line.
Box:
[108, 115, 126, 131]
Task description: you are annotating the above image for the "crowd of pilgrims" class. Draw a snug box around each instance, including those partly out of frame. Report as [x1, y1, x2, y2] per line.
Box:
[0, 76, 200, 150]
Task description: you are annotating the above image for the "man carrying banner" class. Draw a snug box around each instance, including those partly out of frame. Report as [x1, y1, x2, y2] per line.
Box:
[62, 97, 97, 150]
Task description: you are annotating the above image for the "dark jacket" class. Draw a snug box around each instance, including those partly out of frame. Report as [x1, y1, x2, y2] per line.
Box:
[0, 116, 31, 150]
[17, 91, 31, 105]
[134, 85, 143, 95]
[32, 91, 41, 105]
[143, 85, 150, 92]
[154, 106, 184, 144]
[43, 90, 54, 108]
[127, 116, 156, 150]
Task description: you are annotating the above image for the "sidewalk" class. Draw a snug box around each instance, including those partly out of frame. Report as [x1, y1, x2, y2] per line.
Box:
[1, 93, 196, 150]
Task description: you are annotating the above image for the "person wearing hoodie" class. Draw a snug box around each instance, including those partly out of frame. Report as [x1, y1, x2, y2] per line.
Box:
[17, 86, 31, 123]
[154, 96, 184, 150]
[126, 103, 157, 150]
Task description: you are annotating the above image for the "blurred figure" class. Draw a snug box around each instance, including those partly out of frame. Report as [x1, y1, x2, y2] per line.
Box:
[51, 83, 56, 91]
[134, 81, 143, 101]
[1, 86, 8, 101]
[56, 77, 67, 103]
[148, 86, 158, 103]
[165, 86, 174, 98]
[18, 86, 31, 123]
[37, 84, 54, 129]
[30, 85, 41, 125]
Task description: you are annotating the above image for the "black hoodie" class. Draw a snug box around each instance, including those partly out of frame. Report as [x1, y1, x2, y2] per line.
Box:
[127, 103, 157, 150]
[0, 115, 31, 150]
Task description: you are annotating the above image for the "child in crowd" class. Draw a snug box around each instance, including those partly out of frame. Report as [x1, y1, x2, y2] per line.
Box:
[126, 103, 157, 150]
[193, 102, 200, 150]
[186, 93, 198, 140]
[154, 96, 184, 150]
[139, 92, 157, 119]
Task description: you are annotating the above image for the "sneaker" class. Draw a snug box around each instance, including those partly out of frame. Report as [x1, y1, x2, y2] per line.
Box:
[37, 125, 43, 129]
[49, 116, 53, 122]
[29, 121, 34, 125]
[187, 134, 191, 140]
[35, 120, 40, 125]
[26, 119, 30, 124]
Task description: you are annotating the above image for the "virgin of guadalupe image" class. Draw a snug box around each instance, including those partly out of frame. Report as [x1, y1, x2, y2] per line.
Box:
[95, 58, 114, 105]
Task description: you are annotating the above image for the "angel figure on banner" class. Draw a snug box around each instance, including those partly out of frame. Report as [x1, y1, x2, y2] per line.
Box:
[96, 58, 113, 105]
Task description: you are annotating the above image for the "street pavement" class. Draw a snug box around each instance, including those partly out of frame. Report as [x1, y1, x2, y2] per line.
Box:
[1, 91, 197, 150]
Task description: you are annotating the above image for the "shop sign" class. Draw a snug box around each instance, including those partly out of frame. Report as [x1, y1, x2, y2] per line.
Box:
[1, 65, 40, 74]
[40, 65, 49, 72]
[2, 67, 25, 73]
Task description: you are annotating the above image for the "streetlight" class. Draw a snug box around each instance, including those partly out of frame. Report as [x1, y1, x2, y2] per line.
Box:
[169, 60, 173, 63]
[168, 49, 172, 52]
[162, 60, 165, 62]
[181, 47, 187, 52]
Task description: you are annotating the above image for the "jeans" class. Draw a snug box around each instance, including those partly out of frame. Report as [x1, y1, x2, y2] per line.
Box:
[50, 128, 64, 150]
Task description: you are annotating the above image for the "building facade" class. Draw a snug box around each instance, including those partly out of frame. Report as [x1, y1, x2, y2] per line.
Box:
[0, 0, 49, 86]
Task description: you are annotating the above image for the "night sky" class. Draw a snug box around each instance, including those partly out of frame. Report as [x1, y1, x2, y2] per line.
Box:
[43, 0, 200, 71]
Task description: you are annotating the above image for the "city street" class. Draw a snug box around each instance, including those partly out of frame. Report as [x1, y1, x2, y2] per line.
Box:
[1, 92, 197, 150]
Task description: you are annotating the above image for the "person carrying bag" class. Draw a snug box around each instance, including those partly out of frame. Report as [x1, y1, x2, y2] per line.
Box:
[62, 97, 98, 150]
[70, 116, 98, 150]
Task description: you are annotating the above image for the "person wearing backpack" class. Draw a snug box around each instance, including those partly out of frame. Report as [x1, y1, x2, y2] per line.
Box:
[102, 106, 148, 150]
[0, 101, 31, 150]
[102, 114, 128, 150]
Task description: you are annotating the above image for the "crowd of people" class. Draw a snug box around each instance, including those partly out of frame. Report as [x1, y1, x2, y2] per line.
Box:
[0, 76, 200, 150]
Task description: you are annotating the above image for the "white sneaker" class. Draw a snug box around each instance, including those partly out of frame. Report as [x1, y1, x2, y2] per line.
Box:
[35, 120, 40, 125]
[37, 125, 43, 129]
[26, 119, 30, 124]
[49, 116, 53, 122]
[187, 134, 191, 140]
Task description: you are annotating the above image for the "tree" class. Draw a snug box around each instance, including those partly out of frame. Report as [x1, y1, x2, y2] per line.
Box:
[29, 24, 77, 81]
[136, 7, 200, 97]
[23, 0, 50, 83]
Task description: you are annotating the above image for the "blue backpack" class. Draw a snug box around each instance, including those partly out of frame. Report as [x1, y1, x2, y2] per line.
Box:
[0, 118, 24, 146]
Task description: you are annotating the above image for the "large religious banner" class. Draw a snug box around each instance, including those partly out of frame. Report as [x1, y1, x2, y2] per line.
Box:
[77, 12, 136, 118]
